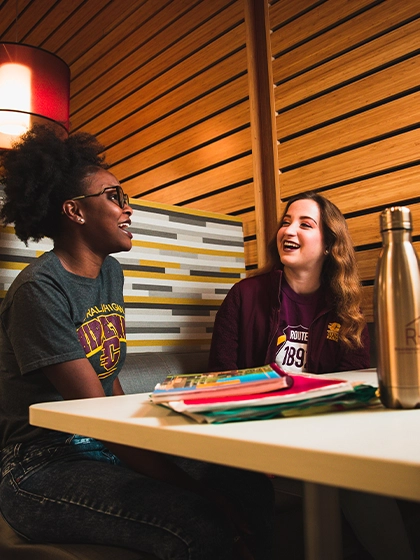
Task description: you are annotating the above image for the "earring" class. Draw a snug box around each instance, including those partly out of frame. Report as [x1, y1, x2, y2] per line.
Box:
[79, 218, 85, 223]
[324, 248, 329, 255]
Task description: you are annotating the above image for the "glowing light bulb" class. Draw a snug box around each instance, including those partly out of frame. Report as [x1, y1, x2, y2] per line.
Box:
[0, 63, 31, 136]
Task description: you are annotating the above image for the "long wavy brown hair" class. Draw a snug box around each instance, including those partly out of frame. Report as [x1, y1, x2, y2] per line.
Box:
[257, 191, 365, 349]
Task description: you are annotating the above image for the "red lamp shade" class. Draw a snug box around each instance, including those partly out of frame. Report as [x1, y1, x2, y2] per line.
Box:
[0, 43, 70, 149]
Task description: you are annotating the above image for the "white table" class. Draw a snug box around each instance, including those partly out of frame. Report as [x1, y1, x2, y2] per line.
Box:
[30, 369, 420, 559]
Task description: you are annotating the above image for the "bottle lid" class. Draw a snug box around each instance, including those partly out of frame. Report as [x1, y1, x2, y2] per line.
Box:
[380, 206, 412, 232]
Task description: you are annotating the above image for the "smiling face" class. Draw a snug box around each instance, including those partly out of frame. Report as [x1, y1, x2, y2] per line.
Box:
[277, 198, 326, 279]
[78, 169, 133, 256]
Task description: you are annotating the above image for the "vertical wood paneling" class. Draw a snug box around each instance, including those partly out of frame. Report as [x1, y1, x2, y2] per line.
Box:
[244, 0, 280, 269]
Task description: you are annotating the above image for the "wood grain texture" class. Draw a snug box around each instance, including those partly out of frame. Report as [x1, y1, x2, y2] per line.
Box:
[278, 54, 420, 139]
[268, 0, 321, 28]
[271, 0, 420, 84]
[70, 1, 244, 124]
[356, 242, 420, 281]
[279, 128, 420, 194]
[121, 127, 251, 195]
[294, 167, 420, 215]
[347, 203, 420, 248]
[271, 0, 376, 63]
[68, 0, 162, 79]
[109, 102, 250, 183]
[361, 286, 374, 323]
[273, 14, 420, 111]
[245, 0, 280, 267]
[104, 75, 250, 164]
[278, 90, 420, 168]
[244, 238, 257, 268]
[182, 183, 255, 215]
[127, 153, 254, 202]
[73, 33, 247, 138]
[0, 0, 57, 42]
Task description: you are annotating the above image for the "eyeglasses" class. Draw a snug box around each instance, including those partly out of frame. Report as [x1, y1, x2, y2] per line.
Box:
[71, 185, 129, 209]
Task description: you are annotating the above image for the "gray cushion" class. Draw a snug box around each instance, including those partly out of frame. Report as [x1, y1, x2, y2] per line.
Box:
[119, 351, 210, 394]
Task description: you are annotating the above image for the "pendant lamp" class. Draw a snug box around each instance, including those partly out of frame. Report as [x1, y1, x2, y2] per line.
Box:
[0, 42, 70, 149]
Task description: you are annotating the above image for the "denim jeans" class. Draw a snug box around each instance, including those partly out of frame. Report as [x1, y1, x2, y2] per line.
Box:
[0, 432, 274, 560]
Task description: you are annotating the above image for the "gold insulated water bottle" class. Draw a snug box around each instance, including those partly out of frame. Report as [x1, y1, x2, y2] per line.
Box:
[374, 206, 420, 408]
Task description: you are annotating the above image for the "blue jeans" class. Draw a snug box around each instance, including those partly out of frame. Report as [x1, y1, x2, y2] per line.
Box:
[0, 432, 274, 559]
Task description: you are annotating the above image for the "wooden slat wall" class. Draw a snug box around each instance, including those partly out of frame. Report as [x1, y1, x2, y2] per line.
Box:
[269, 0, 420, 322]
[0, 0, 259, 270]
[69, 0, 258, 271]
[4, 0, 420, 287]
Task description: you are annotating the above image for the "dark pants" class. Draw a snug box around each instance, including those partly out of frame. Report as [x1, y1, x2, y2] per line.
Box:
[0, 432, 274, 560]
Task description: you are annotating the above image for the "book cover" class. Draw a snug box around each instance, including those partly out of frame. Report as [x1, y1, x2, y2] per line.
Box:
[151, 363, 293, 403]
[167, 372, 355, 413]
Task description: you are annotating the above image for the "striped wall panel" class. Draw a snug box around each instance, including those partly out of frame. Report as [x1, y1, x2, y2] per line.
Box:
[0, 199, 245, 353]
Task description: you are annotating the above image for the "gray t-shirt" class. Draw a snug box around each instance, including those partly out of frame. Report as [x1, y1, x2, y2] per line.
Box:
[0, 251, 127, 447]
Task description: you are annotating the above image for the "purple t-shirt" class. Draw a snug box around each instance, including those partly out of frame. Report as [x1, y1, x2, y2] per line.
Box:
[275, 280, 323, 372]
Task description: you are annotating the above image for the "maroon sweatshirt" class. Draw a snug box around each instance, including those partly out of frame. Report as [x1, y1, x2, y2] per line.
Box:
[209, 268, 370, 374]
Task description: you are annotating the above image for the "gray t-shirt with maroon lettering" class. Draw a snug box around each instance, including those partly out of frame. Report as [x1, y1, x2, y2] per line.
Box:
[0, 251, 127, 447]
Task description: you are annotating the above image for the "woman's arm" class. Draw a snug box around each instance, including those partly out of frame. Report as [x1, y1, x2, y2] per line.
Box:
[42, 359, 106, 399]
[112, 376, 125, 395]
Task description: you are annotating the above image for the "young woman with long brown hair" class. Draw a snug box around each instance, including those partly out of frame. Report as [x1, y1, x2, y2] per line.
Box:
[209, 190, 369, 373]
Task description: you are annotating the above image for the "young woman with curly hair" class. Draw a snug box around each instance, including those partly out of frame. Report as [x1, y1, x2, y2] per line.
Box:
[0, 125, 274, 560]
[209, 190, 370, 373]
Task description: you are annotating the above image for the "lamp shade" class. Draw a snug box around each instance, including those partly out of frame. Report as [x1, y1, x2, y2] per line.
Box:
[0, 42, 70, 149]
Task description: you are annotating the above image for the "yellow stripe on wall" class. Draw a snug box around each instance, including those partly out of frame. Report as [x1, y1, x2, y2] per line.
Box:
[124, 295, 226, 305]
[127, 338, 210, 347]
[0, 261, 28, 271]
[131, 239, 243, 257]
[139, 260, 182, 269]
[219, 266, 246, 273]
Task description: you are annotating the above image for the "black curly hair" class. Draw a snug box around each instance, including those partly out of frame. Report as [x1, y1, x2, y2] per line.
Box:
[0, 124, 108, 243]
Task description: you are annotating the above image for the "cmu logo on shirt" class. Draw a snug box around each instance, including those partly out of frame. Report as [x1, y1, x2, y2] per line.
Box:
[326, 322, 341, 342]
[77, 312, 126, 377]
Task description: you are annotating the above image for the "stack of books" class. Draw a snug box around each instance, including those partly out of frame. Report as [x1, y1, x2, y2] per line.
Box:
[150, 363, 379, 423]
